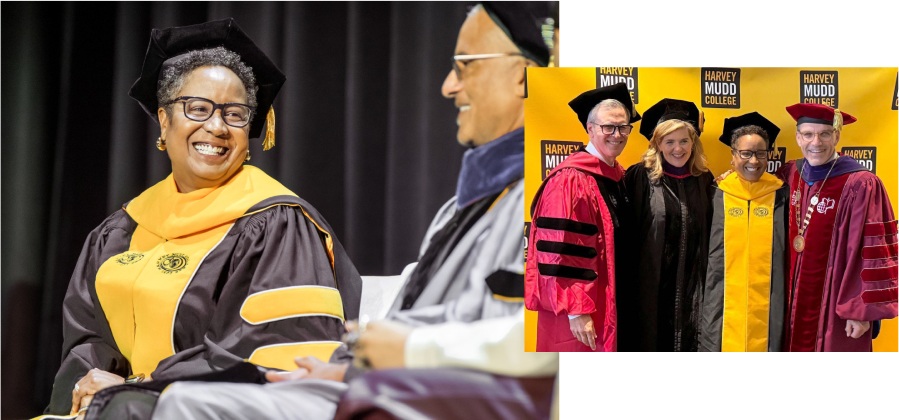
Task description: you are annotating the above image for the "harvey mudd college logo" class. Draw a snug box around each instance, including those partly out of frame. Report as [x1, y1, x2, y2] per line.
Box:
[701, 67, 741, 109]
[841, 147, 877, 174]
[596, 67, 638, 104]
[540, 140, 582, 180]
[767, 147, 786, 174]
[800, 70, 838, 107]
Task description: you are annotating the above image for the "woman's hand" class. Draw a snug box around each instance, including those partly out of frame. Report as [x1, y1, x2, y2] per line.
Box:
[347, 320, 412, 370]
[70, 368, 125, 415]
[265, 357, 346, 383]
[715, 169, 734, 182]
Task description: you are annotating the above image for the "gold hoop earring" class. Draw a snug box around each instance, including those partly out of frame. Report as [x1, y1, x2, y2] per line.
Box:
[156, 137, 166, 151]
[245, 151, 251, 162]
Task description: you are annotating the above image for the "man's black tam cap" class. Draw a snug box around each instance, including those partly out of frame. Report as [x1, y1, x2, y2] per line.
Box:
[719, 112, 781, 150]
[480, 2, 552, 67]
[128, 18, 285, 140]
[568, 82, 641, 133]
[639, 99, 704, 140]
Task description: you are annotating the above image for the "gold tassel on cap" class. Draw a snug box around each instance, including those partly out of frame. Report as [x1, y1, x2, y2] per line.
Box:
[262, 106, 276, 151]
[832, 108, 843, 132]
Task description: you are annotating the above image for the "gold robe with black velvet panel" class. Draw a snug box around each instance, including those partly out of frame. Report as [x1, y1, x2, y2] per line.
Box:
[45, 166, 361, 415]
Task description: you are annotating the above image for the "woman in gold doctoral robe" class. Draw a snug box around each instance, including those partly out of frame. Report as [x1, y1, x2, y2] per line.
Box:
[45, 19, 362, 417]
[700, 112, 788, 352]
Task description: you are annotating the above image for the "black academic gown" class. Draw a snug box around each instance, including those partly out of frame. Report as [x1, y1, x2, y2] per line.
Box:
[619, 163, 714, 352]
[45, 167, 362, 416]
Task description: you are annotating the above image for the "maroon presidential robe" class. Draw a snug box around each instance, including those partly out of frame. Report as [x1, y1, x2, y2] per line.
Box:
[777, 158, 898, 352]
[525, 149, 626, 352]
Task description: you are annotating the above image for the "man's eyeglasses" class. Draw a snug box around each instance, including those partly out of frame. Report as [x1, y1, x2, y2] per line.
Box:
[589, 122, 633, 136]
[451, 53, 525, 81]
[798, 130, 835, 142]
[168, 96, 255, 128]
[733, 149, 769, 160]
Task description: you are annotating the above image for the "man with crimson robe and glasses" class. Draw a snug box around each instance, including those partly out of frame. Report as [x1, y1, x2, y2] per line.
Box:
[525, 83, 640, 352]
[776, 103, 897, 352]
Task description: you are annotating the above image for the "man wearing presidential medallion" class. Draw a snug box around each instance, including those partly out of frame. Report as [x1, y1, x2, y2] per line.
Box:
[776, 103, 898, 352]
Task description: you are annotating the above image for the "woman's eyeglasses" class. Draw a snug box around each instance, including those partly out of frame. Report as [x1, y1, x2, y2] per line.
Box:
[733, 149, 769, 160]
[168, 96, 255, 127]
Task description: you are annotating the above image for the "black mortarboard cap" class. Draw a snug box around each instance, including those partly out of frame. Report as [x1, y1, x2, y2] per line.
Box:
[719, 112, 781, 150]
[639, 99, 704, 140]
[128, 18, 286, 140]
[568, 83, 641, 133]
[480, 2, 552, 67]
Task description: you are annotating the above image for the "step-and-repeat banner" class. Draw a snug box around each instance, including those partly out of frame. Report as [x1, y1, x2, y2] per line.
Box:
[524, 67, 899, 352]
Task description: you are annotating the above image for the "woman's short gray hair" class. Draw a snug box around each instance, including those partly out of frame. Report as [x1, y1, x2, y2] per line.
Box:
[157, 46, 259, 119]
[587, 99, 629, 124]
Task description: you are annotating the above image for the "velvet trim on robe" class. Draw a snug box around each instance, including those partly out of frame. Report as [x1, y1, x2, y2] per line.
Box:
[700, 172, 789, 352]
[525, 149, 625, 352]
[45, 166, 362, 415]
[776, 160, 898, 352]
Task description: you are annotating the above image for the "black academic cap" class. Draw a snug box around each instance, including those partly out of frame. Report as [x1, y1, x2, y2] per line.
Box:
[568, 83, 641, 133]
[719, 112, 781, 150]
[639, 99, 704, 141]
[128, 18, 286, 140]
[481, 2, 552, 67]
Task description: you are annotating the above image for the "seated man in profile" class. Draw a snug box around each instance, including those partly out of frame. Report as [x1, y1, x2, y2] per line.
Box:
[86, 3, 558, 420]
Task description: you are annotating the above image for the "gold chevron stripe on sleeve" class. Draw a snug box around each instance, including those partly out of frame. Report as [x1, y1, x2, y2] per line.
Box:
[240, 286, 345, 325]
[247, 341, 343, 371]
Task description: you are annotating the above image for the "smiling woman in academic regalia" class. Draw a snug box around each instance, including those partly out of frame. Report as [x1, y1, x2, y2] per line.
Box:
[619, 99, 714, 352]
[44, 19, 362, 418]
[699, 112, 789, 352]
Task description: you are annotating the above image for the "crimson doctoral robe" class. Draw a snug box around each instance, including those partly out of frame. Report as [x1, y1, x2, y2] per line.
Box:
[777, 157, 898, 351]
[525, 148, 628, 352]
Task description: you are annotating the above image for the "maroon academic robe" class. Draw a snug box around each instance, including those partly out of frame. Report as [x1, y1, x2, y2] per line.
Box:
[777, 158, 898, 352]
[525, 149, 624, 352]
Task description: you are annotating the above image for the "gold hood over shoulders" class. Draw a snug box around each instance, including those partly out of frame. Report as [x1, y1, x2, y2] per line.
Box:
[125, 166, 297, 240]
[717, 171, 782, 201]
[712, 170, 784, 352]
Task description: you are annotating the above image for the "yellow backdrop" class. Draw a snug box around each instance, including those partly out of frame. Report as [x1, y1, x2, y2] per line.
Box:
[524, 67, 899, 352]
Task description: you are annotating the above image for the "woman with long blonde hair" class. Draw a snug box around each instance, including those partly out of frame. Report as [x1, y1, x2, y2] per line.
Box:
[619, 99, 714, 351]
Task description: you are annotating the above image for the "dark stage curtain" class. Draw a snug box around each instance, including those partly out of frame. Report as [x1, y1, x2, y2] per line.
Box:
[1, 2, 471, 416]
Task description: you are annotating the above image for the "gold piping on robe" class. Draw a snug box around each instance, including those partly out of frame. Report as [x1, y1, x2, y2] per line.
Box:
[487, 182, 518, 213]
[298, 207, 336, 277]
